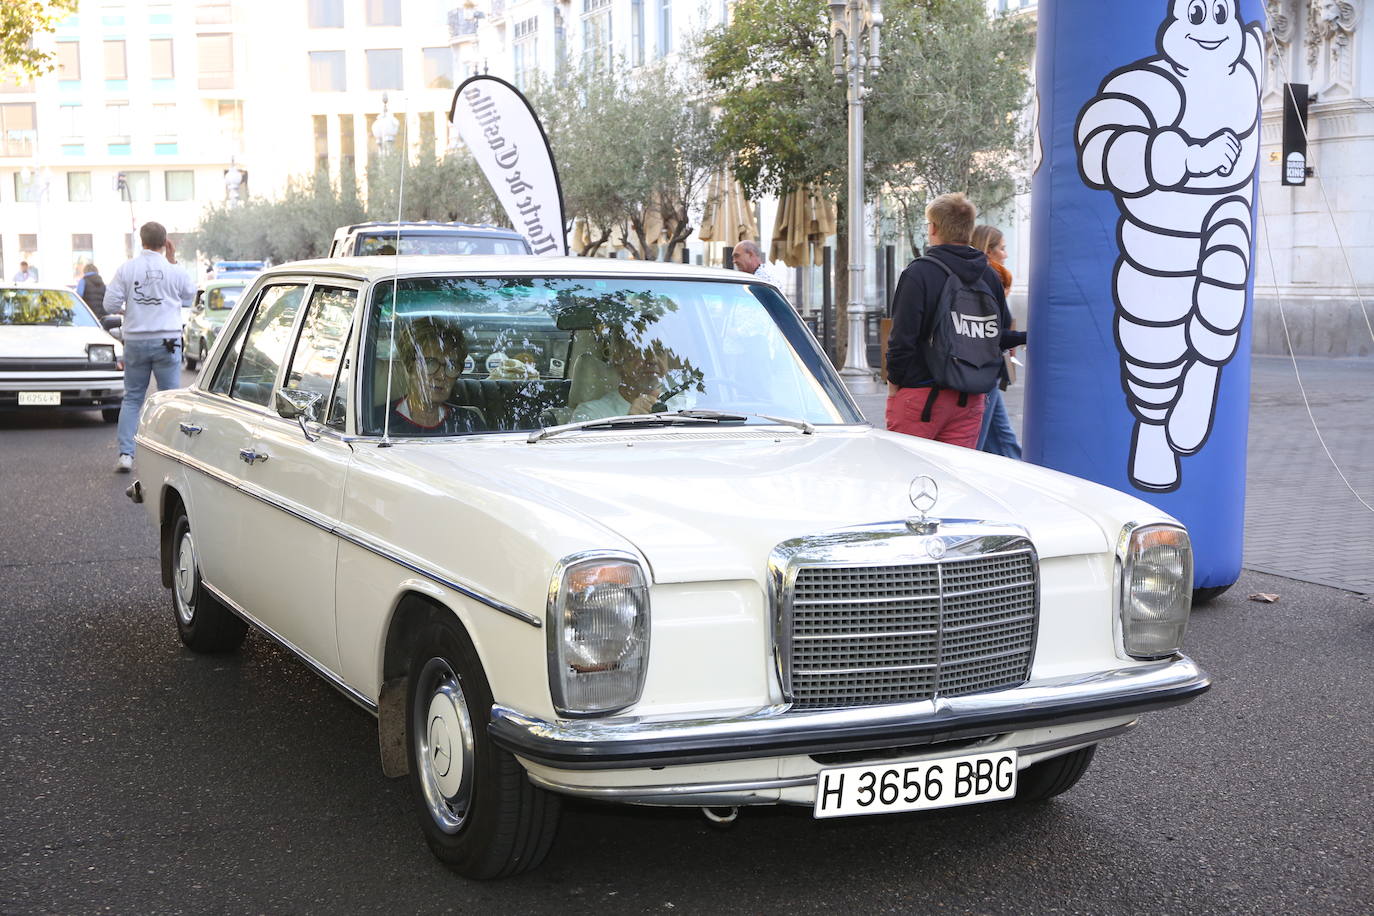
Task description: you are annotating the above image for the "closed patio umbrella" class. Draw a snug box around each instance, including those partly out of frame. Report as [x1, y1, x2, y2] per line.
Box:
[698, 167, 759, 244]
[769, 185, 837, 267]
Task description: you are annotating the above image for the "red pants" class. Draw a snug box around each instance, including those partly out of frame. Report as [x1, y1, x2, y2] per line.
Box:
[886, 387, 986, 448]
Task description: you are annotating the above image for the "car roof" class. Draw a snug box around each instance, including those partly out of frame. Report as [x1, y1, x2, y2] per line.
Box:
[0, 284, 83, 295]
[339, 221, 525, 238]
[255, 255, 769, 287]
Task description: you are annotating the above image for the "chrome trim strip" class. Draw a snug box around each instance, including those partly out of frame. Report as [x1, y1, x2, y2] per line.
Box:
[489, 657, 1209, 770]
[201, 580, 378, 715]
[523, 721, 1140, 801]
[137, 437, 541, 628]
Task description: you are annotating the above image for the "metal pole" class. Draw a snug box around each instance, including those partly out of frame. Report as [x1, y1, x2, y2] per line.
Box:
[838, 0, 878, 391]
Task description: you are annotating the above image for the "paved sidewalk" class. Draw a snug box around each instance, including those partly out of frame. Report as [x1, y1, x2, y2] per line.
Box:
[843, 354, 1374, 595]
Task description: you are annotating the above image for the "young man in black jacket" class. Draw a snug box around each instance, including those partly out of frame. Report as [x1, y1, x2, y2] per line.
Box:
[885, 193, 1026, 447]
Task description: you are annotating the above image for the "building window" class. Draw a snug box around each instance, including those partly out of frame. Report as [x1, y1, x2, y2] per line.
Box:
[103, 40, 127, 79]
[152, 103, 177, 139]
[197, 33, 233, 89]
[314, 114, 329, 173]
[106, 103, 130, 140]
[308, 0, 344, 27]
[631, 0, 644, 66]
[195, 3, 232, 25]
[0, 103, 37, 157]
[365, 0, 401, 26]
[60, 104, 82, 140]
[309, 51, 347, 91]
[422, 47, 453, 89]
[339, 113, 355, 176]
[513, 18, 538, 90]
[72, 234, 94, 268]
[19, 234, 38, 257]
[67, 171, 92, 202]
[657, 0, 671, 57]
[582, 0, 612, 71]
[56, 42, 81, 80]
[14, 172, 39, 202]
[366, 49, 403, 90]
[418, 111, 435, 154]
[165, 170, 194, 201]
[119, 170, 151, 202]
[150, 39, 174, 79]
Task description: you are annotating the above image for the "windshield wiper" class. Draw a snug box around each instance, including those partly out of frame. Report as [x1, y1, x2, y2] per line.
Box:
[527, 413, 723, 443]
[528, 409, 815, 443]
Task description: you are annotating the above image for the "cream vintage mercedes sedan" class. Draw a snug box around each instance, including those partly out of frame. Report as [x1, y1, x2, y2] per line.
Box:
[129, 256, 1208, 879]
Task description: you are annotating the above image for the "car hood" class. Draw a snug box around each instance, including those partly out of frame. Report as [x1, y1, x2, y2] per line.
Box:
[0, 325, 118, 359]
[413, 427, 1144, 584]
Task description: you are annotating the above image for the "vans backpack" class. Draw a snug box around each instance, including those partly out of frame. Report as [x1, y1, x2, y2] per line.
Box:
[918, 255, 1004, 397]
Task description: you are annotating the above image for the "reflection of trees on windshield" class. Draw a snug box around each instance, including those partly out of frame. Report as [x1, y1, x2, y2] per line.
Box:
[0, 290, 89, 326]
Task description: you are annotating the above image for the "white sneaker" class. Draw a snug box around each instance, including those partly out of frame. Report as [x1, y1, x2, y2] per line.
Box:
[115, 454, 133, 473]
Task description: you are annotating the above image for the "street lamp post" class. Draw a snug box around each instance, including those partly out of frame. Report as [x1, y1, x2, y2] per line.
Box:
[828, 0, 882, 392]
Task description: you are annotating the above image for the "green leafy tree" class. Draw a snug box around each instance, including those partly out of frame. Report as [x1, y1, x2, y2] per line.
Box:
[1, 0, 77, 81]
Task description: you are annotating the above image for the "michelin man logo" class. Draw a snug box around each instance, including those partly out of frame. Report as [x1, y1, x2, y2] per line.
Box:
[1076, 0, 1263, 492]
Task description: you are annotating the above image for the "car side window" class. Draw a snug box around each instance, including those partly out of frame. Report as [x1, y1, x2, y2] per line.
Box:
[229, 284, 307, 407]
[284, 285, 357, 427]
[208, 306, 252, 396]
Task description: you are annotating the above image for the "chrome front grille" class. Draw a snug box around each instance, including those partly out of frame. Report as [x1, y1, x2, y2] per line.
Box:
[784, 546, 1037, 710]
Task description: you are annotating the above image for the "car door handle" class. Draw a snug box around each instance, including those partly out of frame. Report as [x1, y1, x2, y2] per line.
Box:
[179, 422, 203, 436]
[239, 448, 269, 465]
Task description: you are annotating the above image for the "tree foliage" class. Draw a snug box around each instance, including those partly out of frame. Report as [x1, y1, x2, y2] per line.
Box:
[702, 0, 1034, 240]
[532, 60, 726, 259]
[1, 0, 77, 81]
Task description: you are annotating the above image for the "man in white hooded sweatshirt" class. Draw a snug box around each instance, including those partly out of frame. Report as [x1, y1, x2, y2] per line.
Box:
[105, 221, 195, 472]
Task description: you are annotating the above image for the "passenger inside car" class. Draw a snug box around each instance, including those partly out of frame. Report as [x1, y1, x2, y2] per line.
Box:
[386, 317, 485, 436]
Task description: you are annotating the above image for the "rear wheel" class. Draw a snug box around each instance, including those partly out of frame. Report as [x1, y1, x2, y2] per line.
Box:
[101, 407, 120, 424]
[405, 621, 561, 879]
[1015, 745, 1097, 803]
[170, 512, 247, 653]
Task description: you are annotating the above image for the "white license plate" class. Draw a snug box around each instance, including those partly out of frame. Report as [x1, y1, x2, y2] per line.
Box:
[18, 391, 61, 406]
[813, 749, 1018, 818]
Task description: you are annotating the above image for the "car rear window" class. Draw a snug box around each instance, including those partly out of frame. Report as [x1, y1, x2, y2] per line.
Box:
[0, 289, 99, 327]
[356, 234, 530, 256]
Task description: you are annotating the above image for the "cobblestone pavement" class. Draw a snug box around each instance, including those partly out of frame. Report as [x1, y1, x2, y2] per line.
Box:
[843, 354, 1374, 594]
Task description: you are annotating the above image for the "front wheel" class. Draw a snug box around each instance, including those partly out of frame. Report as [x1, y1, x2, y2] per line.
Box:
[1014, 745, 1097, 803]
[405, 622, 560, 879]
[170, 512, 247, 653]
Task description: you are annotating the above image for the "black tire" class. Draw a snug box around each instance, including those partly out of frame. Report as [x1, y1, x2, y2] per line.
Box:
[169, 512, 247, 653]
[405, 621, 561, 879]
[1015, 745, 1097, 803]
[1192, 584, 1232, 605]
[102, 407, 120, 424]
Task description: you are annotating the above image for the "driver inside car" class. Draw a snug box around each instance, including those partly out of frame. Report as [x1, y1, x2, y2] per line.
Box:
[388, 317, 483, 436]
[570, 332, 692, 422]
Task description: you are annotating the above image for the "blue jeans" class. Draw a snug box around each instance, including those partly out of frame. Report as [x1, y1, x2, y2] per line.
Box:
[118, 337, 182, 456]
[976, 386, 1023, 460]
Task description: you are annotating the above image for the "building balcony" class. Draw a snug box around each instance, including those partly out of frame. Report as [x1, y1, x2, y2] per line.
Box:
[448, 9, 480, 39]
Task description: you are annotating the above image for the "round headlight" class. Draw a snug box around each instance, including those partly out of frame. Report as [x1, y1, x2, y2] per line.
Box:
[548, 555, 649, 716]
[1119, 524, 1193, 659]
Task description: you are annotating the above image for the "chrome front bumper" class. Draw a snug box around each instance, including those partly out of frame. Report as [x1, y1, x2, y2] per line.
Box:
[489, 657, 1209, 771]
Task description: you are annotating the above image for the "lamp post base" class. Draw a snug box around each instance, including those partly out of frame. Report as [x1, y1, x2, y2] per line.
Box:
[839, 366, 884, 395]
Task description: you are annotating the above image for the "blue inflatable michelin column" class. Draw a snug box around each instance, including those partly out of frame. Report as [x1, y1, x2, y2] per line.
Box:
[1025, 0, 1266, 590]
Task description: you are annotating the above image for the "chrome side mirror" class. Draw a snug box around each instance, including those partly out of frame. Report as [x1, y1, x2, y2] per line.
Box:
[275, 388, 324, 442]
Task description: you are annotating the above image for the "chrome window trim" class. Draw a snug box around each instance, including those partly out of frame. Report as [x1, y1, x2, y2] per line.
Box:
[201, 579, 378, 715]
[136, 435, 541, 628]
[766, 520, 1039, 706]
[490, 657, 1208, 770]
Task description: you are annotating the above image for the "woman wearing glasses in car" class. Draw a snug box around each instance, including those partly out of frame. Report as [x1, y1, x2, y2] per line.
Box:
[389, 317, 482, 436]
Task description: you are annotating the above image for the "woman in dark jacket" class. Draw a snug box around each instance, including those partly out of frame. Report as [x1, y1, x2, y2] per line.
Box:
[970, 226, 1022, 459]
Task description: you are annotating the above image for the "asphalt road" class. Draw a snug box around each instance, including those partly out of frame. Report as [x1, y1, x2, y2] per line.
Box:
[2, 401, 1372, 915]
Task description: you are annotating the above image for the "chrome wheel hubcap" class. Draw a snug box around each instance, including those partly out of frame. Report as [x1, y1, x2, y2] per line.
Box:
[416, 658, 475, 834]
[174, 530, 197, 625]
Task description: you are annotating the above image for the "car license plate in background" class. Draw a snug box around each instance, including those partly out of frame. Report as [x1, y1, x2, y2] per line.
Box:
[813, 750, 1017, 818]
[18, 392, 61, 406]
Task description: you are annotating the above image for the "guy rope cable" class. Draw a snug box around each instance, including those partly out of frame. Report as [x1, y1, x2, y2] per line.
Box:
[1255, 5, 1372, 514]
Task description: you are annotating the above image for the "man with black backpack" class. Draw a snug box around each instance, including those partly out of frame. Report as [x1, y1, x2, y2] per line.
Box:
[885, 193, 1027, 447]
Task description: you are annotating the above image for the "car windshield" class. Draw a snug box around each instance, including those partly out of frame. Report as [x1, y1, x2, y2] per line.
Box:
[206, 286, 245, 310]
[0, 289, 99, 327]
[361, 275, 860, 437]
[357, 234, 530, 257]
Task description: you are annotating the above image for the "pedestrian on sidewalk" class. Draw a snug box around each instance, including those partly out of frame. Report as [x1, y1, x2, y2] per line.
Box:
[885, 193, 1026, 447]
[12, 261, 39, 284]
[104, 221, 194, 473]
[970, 224, 1023, 460]
[76, 263, 107, 319]
[732, 240, 785, 289]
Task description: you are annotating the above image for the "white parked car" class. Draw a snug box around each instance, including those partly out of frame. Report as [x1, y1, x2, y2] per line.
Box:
[129, 256, 1208, 879]
[0, 285, 123, 422]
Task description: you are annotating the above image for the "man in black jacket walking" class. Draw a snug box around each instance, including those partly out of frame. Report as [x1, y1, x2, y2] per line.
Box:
[885, 193, 1025, 447]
